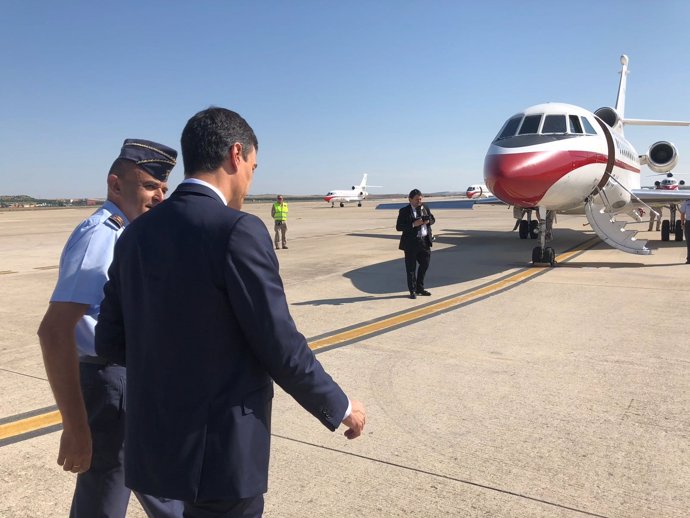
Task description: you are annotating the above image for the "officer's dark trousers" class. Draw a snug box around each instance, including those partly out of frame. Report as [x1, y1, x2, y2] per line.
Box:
[404, 243, 431, 293]
[71, 363, 183, 518]
[685, 223, 690, 262]
[182, 495, 264, 518]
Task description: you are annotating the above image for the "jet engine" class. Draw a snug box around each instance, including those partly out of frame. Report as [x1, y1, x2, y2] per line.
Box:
[594, 107, 620, 129]
[642, 141, 678, 173]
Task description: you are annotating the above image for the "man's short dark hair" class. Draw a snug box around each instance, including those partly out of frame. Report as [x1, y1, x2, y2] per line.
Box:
[181, 107, 258, 176]
[108, 158, 138, 178]
[408, 189, 422, 199]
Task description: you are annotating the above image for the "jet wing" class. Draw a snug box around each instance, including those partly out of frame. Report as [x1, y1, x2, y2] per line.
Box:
[632, 190, 690, 203]
[375, 197, 504, 210]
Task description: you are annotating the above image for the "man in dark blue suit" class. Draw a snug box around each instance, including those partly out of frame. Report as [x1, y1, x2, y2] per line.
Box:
[96, 107, 366, 517]
[396, 189, 435, 299]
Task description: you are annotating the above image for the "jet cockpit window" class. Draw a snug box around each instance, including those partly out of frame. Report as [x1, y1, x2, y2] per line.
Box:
[568, 115, 584, 134]
[541, 115, 567, 134]
[581, 117, 597, 135]
[517, 114, 542, 135]
[497, 116, 522, 139]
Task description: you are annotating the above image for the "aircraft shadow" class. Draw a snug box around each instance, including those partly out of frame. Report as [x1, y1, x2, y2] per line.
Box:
[346, 228, 594, 297]
[295, 228, 688, 305]
[293, 294, 408, 306]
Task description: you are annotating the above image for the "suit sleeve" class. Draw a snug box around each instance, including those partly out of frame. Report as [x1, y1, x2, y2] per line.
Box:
[396, 207, 411, 232]
[94, 243, 126, 365]
[427, 207, 435, 226]
[223, 214, 348, 431]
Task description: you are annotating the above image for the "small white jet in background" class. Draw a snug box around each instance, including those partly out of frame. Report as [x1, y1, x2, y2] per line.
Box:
[652, 172, 686, 190]
[324, 174, 380, 207]
[465, 184, 493, 199]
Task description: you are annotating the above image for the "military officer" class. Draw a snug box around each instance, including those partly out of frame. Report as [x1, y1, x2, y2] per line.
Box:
[38, 139, 183, 518]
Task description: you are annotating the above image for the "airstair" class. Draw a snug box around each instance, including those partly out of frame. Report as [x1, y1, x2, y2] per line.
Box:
[584, 198, 651, 255]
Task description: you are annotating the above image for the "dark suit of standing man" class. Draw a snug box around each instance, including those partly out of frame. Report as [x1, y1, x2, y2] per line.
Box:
[396, 189, 435, 299]
[95, 107, 366, 518]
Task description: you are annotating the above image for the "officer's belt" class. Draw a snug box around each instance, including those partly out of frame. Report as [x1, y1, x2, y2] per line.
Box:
[80, 356, 119, 366]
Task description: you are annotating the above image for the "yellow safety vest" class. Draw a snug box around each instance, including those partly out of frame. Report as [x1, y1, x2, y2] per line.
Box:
[273, 202, 288, 221]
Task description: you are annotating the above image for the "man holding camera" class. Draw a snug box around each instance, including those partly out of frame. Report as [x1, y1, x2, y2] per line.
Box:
[396, 189, 436, 299]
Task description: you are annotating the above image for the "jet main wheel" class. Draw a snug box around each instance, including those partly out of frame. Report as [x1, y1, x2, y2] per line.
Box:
[544, 247, 556, 266]
[339, 202, 344, 207]
[358, 202, 362, 207]
[531, 246, 543, 264]
[529, 220, 539, 239]
[675, 220, 684, 241]
[518, 220, 528, 239]
[661, 219, 670, 241]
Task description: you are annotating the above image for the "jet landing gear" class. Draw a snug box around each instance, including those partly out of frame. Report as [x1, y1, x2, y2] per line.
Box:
[660, 204, 684, 242]
[516, 209, 539, 239]
[532, 246, 555, 266]
[531, 209, 556, 266]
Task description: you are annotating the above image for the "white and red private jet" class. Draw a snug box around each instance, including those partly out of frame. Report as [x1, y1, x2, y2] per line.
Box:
[653, 173, 686, 191]
[324, 174, 378, 207]
[466, 184, 493, 199]
[484, 55, 690, 264]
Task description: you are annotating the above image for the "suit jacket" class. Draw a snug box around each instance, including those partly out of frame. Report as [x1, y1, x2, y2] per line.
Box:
[95, 182, 348, 501]
[396, 204, 435, 251]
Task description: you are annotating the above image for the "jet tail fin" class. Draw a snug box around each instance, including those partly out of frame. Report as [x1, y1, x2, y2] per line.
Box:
[615, 55, 629, 118]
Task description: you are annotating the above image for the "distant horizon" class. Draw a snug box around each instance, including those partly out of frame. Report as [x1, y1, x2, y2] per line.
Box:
[0, 191, 470, 201]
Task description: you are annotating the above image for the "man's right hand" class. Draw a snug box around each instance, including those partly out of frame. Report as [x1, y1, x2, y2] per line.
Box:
[342, 400, 366, 439]
[58, 421, 92, 474]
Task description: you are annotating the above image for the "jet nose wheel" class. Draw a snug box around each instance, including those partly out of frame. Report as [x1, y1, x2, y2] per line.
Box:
[531, 246, 556, 266]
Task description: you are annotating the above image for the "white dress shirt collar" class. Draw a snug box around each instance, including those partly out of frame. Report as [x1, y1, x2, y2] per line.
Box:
[182, 178, 228, 206]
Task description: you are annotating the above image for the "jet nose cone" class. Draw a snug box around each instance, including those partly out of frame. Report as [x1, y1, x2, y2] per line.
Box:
[484, 150, 571, 208]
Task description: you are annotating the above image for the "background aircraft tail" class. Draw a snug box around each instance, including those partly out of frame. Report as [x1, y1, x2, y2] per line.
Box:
[615, 54, 629, 119]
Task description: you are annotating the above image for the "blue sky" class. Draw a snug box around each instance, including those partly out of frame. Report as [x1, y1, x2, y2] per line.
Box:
[2, 1, 690, 198]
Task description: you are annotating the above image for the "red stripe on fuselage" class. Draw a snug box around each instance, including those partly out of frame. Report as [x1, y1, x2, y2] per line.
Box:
[484, 150, 638, 207]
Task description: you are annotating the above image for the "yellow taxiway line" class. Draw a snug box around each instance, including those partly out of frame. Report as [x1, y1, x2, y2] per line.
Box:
[0, 410, 62, 441]
[310, 236, 600, 351]
[1, 236, 600, 443]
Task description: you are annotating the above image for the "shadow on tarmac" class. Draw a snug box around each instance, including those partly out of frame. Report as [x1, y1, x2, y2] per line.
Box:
[298, 228, 590, 305]
[294, 228, 688, 306]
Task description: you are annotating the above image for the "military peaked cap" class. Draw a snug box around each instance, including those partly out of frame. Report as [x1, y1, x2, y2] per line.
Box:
[118, 139, 177, 181]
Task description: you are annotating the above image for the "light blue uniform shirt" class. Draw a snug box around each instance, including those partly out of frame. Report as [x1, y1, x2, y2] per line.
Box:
[680, 199, 690, 217]
[50, 200, 129, 358]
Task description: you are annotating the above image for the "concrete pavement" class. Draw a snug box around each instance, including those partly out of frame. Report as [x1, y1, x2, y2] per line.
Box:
[1, 201, 688, 517]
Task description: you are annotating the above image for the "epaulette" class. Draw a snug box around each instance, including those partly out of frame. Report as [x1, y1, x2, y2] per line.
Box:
[105, 214, 125, 230]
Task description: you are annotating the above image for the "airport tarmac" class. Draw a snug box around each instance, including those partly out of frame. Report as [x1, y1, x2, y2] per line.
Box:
[1, 200, 689, 517]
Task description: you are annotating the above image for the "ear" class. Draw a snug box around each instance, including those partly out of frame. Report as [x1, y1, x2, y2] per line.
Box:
[107, 174, 122, 196]
[228, 142, 244, 172]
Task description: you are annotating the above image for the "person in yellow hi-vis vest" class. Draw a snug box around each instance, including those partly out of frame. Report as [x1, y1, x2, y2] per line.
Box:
[271, 194, 288, 249]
